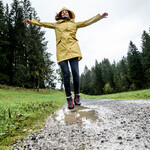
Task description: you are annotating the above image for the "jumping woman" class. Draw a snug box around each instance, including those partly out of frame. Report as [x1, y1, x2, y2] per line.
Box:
[24, 7, 108, 109]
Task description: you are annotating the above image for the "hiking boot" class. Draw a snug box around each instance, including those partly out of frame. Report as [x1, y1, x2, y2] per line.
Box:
[74, 94, 81, 105]
[66, 96, 74, 109]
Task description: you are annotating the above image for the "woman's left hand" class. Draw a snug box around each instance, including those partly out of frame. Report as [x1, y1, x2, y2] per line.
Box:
[101, 13, 108, 19]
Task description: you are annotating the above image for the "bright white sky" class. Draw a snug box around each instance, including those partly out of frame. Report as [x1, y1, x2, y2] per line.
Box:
[4, 0, 150, 75]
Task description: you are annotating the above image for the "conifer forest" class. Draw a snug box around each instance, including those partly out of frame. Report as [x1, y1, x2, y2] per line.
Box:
[0, 0, 150, 94]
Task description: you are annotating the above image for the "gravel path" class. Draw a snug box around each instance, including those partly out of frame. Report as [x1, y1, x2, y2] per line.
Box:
[11, 99, 150, 150]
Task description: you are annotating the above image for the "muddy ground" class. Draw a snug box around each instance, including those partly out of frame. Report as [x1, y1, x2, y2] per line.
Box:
[12, 99, 150, 150]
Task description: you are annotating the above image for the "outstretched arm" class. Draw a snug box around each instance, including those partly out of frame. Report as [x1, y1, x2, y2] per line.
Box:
[76, 12, 108, 28]
[24, 18, 55, 29]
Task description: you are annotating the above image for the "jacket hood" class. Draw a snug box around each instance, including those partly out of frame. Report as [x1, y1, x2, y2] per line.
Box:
[56, 7, 75, 19]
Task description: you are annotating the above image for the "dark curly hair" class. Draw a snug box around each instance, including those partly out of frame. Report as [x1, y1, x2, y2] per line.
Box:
[55, 10, 72, 21]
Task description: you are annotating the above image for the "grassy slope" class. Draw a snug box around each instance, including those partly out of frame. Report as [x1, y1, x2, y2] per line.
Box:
[81, 89, 150, 99]
[0, 86, 66, 150]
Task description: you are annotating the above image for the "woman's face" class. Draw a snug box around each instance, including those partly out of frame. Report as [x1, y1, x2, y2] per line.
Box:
[61, 10, 70, 18]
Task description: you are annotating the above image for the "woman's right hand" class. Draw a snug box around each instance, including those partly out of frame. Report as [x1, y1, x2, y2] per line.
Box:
[24, 19, 31, 24]
[101, 13, 108, 19]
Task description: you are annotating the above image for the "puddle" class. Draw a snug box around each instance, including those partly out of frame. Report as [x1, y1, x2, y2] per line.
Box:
[52, 106, 103, 126]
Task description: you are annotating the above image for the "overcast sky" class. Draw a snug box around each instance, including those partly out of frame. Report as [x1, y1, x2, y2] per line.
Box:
[4, 0, 150, 74]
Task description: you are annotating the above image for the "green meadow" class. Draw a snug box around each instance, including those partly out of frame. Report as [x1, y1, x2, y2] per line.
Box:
[81, 89, 150, 99]
[0, 85, 66, 150]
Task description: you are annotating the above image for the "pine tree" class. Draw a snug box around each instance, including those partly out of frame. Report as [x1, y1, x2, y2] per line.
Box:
[26, 7, 56, 89]
[101, 58, 114, 91]
[114, 57, 130, 92]
[141, 30, 150, 88]
[1, 0, 56, 89]
[44, 52, 56, 89]
[120, 57, 130, 91]
[92, 60, 104, 94]
[80, 66, 92, 94]
[127, 41, 143, 89]
[0, 0, 10, 84]
[112, 61, 121, 92]
[56, 67, 64, 90]
[4, 4, 15, 85]
[9, 0, 28, 86]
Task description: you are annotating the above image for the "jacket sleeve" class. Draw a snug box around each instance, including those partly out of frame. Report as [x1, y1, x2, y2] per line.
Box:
[30, 19, 55, 29]
[76, 14, 102, 28]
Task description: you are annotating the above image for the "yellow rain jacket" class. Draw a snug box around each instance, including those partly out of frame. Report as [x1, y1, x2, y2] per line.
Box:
[30, 7, 102, 64]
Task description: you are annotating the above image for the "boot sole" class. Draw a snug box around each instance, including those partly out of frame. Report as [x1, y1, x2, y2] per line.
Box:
[68, 105, 74, 109]
[74, 103, 81, 106]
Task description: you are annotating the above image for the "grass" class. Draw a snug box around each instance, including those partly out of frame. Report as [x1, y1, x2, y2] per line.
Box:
[81, 89, 150, 100]
[0, 85, 66, 150]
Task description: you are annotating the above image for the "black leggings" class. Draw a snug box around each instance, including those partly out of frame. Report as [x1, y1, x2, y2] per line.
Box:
[59, 57, 80, 97]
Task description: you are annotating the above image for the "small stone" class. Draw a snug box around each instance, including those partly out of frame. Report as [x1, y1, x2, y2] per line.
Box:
[101, 140, 104, 143]
[82, 131, 85, 134]
[120, 141, 123, 145]
[31, 135, 36, 140]
[136, 136, 141, 139]
[120, 121, 126, 124]
[126, 138, 133, 141]
[141, 126, 146, 130]
[118, 136, 122, 140]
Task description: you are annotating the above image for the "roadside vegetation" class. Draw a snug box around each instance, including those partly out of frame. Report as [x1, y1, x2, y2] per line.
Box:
[81, 89, 150, 100]
[0, 85, 65, 150]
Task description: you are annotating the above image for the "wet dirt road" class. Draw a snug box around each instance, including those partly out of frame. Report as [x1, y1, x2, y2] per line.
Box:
[12, 99, 150, 150]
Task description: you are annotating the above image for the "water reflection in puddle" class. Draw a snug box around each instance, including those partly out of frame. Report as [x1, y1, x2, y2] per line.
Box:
[52, 106, 103, 126]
